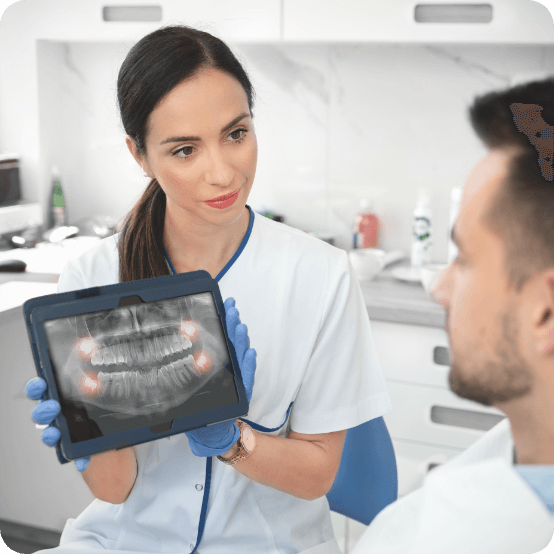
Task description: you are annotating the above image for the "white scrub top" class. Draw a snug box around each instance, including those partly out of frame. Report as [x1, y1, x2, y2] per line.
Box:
[39, 207, 392, 554]
[351, 418, 554, 554]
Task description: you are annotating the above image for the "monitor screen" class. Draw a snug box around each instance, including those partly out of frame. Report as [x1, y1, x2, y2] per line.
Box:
[43, 291, 239, 443]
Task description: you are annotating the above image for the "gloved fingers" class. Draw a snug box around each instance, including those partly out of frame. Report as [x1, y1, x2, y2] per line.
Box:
[31, 399, 60, 425]
[225, 307, 241, 344]
[42, 426, 61, 447]
[234, 324, 249, 363]
[25, 377, 47, 400]
[187, 423, 240, 457]
[223, 297, 236, 312]
[75, 457, 90, 473]
[242, 348, 257, 403]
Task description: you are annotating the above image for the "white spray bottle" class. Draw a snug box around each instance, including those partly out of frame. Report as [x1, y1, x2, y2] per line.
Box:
[411, 188, 432, 267]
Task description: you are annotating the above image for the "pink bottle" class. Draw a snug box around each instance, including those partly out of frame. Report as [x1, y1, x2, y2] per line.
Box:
[353, 199, 379, 249]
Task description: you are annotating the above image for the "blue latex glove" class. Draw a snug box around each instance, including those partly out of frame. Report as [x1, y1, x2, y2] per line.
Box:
[25, 377, 91, 472]
[186, 297, 257, 457]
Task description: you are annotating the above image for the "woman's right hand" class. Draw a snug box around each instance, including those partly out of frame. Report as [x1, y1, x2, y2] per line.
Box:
[24, 376, 91, 472]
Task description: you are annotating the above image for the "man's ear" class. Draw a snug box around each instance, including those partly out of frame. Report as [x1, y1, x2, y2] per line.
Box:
[535, 273, 554, 355]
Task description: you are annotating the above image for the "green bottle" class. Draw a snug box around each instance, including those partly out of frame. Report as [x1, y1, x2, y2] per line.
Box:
[50, 166, 67, 228]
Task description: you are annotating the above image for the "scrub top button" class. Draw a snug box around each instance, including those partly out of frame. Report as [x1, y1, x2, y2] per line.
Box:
[195, 484, 203, 491]
[190, 544, 194, 550]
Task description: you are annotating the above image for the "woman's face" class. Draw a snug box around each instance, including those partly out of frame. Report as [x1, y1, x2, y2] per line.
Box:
[127, 69, 257, 227]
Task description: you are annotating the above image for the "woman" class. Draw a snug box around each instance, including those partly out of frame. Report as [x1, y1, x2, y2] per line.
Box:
[27, 25, 392, 554]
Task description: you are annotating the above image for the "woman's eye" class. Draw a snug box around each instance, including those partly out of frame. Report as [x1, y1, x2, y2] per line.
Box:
[228, 128, 247, 142]
[174, 146, 195, 157]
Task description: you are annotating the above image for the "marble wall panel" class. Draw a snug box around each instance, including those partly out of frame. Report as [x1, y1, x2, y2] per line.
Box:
[36, 40, 554, 260]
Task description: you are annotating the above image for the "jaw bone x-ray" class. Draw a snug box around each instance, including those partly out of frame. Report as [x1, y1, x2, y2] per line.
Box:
[43, 292, 238, 442]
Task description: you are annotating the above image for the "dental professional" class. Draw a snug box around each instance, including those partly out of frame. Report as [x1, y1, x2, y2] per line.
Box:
[351, 79, 554, 554]
[25, 26, 392, 554]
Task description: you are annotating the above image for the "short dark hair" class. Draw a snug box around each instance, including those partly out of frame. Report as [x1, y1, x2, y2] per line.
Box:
[115, 26, 255, 283]
[469, 78, 554, 291]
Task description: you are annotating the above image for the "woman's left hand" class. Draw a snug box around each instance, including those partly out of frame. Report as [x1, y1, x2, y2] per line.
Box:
[185, 297, 256, 457]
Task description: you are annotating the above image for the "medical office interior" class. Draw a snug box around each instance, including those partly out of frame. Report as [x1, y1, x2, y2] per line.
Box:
[1, 0, 554, 552]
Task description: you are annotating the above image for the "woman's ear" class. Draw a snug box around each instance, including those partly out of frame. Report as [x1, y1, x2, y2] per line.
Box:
[125, 136, 152, 177]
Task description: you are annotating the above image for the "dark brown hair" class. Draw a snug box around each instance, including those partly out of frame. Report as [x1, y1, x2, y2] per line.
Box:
[116, 26, 254, 283]
[469, 77, 554, 291]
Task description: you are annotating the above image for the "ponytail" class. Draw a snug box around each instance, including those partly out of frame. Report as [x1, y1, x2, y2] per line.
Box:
[117, 179, 169, 283]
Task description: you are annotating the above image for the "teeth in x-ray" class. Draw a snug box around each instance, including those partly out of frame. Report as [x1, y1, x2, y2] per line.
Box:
[91, 334, 192, 367]
[110, 372, 125, 398]
[96, 354, 197, 399]
[59, 295, 231, 417]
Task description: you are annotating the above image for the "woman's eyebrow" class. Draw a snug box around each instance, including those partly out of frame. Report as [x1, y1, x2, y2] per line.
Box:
[159, 112, 250, 145]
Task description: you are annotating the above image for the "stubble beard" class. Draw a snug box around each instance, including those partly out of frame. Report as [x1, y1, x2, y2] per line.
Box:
[448, 311, 534, 406]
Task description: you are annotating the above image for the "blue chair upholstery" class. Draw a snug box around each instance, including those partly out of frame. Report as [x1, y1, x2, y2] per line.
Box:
[326, 416, 398, 526]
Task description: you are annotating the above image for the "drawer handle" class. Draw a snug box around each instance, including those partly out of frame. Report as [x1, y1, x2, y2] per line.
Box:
[433, 346, 450, 366]
[430, 405, 505, 432]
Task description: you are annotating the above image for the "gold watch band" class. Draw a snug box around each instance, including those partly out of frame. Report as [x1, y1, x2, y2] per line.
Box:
[217, 421, 254, 466]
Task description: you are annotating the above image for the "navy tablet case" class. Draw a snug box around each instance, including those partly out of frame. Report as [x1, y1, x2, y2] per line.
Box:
[23, 270, 249, 464]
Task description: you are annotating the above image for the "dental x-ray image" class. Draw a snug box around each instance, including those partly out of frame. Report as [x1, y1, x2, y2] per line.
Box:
[42, 292, 239, 444]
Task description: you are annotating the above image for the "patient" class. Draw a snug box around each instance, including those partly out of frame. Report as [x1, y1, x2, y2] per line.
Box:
[352, 78, 554, 554]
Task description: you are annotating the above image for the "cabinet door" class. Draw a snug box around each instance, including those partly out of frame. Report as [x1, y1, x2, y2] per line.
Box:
[0, 312, 95, 531]
[164, 0, 282, 42]
[384, 380, 506, 450]
[282, 0, 554, 43]
[370, 320, 450, 389]
[11, 0, 282, 43]
[392, 438, 465, 497]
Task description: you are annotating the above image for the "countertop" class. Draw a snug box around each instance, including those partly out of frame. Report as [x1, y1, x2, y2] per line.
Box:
[359, 265, 446, 328]
[0, 261, 446, 329]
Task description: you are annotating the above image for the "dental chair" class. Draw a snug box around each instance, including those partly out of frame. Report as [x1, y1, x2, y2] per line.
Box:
[326, 416, 398, 548]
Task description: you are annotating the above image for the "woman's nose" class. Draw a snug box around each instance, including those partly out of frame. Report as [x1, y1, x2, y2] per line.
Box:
[204, 147, 234, 188]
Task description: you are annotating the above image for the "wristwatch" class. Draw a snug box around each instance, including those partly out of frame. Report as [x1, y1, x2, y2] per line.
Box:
[217, 420, 256, 465]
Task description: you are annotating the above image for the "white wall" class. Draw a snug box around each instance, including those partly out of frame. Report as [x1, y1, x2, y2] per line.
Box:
[34, 41, 554, 260]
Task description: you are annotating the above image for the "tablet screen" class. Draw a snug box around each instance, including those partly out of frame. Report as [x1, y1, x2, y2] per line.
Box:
[42, 292, 239, 443]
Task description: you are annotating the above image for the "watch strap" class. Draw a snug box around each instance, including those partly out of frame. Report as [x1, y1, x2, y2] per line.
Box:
[217, 421, 254, 466]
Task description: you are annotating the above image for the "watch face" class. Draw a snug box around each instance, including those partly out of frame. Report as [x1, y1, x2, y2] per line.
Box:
[242, 426, 255, 452]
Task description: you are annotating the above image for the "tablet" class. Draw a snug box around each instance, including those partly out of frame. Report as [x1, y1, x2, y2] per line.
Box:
[23, 270, 249, 464]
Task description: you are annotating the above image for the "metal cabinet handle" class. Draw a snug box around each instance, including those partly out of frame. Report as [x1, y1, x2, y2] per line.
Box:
[430, 405, 505, 432]
[433, 346, 450, 366]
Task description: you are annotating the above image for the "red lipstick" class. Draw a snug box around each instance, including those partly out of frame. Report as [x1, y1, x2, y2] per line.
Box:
[205, 189, 239, 210]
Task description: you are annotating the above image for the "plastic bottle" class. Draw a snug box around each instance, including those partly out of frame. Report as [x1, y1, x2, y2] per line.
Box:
[447, 187, 462, 264]
[353, 199, 380, 249]
[49, 166, 67, 229]
[411, 189, 432, 267]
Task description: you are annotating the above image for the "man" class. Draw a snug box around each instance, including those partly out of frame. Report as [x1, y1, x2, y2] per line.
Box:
[353, 78, 554, 554]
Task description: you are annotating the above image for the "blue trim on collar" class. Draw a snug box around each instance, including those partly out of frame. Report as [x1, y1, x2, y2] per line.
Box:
[163, 205, 254, 283]
[241, 402, 294, 433]
[191, 457, 212, 553]
[216, 205, 254, 282]
[162, 207, 254, 553]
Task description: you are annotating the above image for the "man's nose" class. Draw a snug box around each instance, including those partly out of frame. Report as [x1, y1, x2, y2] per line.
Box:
[429, 266, 450, 308]
[204, 147, 234, 188]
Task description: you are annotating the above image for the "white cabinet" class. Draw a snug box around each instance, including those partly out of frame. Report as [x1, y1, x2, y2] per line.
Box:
[0, 311, 96, 531]
[283, 0, 554, 43]
[2, 0, 282, 43]
[371, 319, 506, 495]
[391, 439, 464, 497]
[370, 320, 450, 388]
